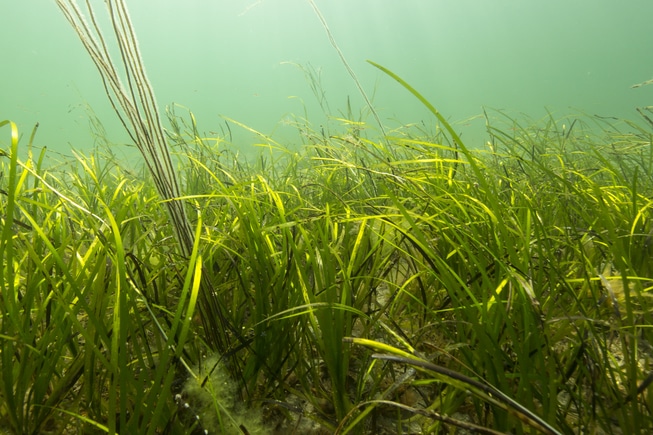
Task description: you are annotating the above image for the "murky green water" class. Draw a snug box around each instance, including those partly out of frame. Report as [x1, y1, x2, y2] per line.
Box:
[2, 0, 652, 157]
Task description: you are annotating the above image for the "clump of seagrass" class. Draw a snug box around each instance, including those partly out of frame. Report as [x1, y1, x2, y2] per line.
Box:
[55, 0, 232, 353]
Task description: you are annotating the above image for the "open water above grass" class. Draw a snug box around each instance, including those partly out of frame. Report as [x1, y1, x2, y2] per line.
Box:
[2, 0, 653, 158]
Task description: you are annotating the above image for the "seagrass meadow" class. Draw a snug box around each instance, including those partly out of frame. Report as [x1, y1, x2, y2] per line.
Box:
[3, 98, 653, 434]
[2, 2, 653, 435]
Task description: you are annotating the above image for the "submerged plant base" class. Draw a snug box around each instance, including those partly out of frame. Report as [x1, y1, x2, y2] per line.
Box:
[1, 108, 652, 434]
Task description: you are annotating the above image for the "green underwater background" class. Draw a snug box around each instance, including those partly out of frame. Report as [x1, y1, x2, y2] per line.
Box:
[2, 0, 653, 157]
[2, 1, 653, 434]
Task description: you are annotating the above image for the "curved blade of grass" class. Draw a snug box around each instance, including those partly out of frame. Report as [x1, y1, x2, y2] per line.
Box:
[346, 337, 561, 435]
[368, 60, 497, 193]
[367, 61, 464, 150]
[38, 406, 109, 433]
[337, 399, 507, 435]
[372, 353, 561, 435]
